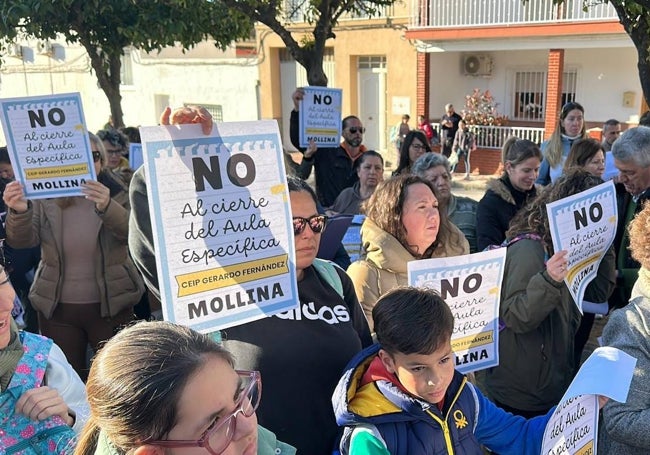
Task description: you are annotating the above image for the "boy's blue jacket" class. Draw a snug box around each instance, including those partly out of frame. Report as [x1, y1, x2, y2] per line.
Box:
[332, 344, 552, 455]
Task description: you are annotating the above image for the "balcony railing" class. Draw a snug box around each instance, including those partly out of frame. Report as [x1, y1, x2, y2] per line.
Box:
[410, 0, 618, 28]
[431, 123, 545, 149]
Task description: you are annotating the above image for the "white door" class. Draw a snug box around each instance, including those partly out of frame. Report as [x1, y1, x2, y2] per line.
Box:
[358, 56, 387, 153]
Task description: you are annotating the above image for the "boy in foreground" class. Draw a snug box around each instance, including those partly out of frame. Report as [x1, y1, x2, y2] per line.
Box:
[333, 287, 553, 454]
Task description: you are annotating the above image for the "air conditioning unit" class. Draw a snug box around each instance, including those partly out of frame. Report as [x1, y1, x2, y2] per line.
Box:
[36, 41, 52, 55]
[463, 54, 492, 77]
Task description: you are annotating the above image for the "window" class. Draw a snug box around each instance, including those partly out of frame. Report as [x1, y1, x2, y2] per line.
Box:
[358, 56, 386, 69]
[512, 69, 577, 121]
[120, 49, 134, 86]
[186, 103, 223, 122]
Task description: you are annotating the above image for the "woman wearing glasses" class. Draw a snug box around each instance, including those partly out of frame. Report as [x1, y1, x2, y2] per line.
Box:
[97, 129, 134, 186]
[3, 132, 144, 381]
[392, 131, 432, 176]
[74, 321, 294, 455]
[536, 101, 588, 186]
[221, 176, 372, 455]
[347, 175, 469, 330]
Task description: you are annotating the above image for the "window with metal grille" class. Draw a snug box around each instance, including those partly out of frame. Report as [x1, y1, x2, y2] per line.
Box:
[512, 69, 577, 121]
[185, 103, 223, 122]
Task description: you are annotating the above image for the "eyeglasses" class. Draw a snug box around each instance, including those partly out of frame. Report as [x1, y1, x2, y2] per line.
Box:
[106, 149, 125, 156]
[347, 127, 365, 134]
[411, 143, 427, 151]
[292, 215, 327, 235]
[92, 151, 102, 162]
[146, 370, 261, 455]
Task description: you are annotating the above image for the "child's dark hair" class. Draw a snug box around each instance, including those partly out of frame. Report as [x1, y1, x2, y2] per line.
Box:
[373, 287, 454, 356]
[0, 146, 10, 164]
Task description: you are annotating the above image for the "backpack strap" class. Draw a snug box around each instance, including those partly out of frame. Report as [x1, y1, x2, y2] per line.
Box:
[312, 258, 344, 299]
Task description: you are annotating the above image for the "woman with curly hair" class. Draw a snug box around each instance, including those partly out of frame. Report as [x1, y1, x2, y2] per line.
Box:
[599, 201, 650, 454]
[484, 169, 615, 418]
[347, 175, 469, 330]
[392, 131, 432, 176]
[536, 101, 588, 185]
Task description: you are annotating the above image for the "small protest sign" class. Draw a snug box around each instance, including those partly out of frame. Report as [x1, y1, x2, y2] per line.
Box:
[408, 248, 507, 374]
[139, 120, 298, 333]
[541, 347, 636, 455]
[0, 92, 95, 198]
[299, 87, 343, 147]
[546, 180, 617, 311]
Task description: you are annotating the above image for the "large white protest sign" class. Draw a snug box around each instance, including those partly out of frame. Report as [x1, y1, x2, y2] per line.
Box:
[299, 87, 343, 147]
[408, 248, 507, 374]
[0, 92, 95, 199]
[546, 180, 617, 311]
[139, 121, 298, 333]
[541, 347, 636, 455]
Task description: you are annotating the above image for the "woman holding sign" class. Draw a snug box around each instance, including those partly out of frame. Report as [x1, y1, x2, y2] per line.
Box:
[347, 175, 468, 330]
[484, 169, 615, 418]
[598, 201, 650, 454]
[3, 132, 144, 380]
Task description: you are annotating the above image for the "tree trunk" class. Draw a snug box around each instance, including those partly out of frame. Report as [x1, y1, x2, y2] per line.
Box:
[85, 46, 125, 129]
[305, 51, 328, 86]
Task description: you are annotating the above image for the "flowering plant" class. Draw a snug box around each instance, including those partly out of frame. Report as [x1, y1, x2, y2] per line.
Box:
[461, 89, 508, 126]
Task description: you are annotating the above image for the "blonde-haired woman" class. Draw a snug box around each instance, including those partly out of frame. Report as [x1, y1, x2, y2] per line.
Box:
[3, 133, 144, 380]
[536, 101, 588, 185]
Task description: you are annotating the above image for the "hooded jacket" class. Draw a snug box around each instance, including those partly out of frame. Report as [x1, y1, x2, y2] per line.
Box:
[5, 170, 144, 319]
[476, 176, 537, 251]
[332, 344, 551, 455]
[347, 218, 468, 330]
[485, 238, 615, 412]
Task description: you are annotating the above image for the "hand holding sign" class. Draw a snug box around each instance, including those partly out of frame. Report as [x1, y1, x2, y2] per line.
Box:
[547, 250, 569, 282]
[3, 181, 28, 213]
[160, 105, 213, 135]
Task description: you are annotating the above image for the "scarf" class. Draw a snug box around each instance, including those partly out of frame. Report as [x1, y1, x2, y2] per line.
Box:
[0, 318, 25, 392]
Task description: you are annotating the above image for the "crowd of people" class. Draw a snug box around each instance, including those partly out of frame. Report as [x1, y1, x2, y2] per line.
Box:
[0, 95, 649, 455]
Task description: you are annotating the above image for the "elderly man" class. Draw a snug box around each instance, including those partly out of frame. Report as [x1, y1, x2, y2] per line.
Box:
[412, 152, 479, 253]
[290, 88, 367, 207]
[610, 126, 650, 308]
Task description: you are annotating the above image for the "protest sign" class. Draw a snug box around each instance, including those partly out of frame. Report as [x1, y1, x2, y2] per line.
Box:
[139, 121, 298, 333]
[0, 92, 95, 199]
[546, 180, 617, 311]
[408, 248, 507, 374]
[299, 87, 343, 147]
[541, 347, 636, 455]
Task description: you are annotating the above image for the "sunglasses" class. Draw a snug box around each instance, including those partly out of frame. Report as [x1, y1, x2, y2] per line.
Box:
[146, 371, 261, 455]
[92, 151, 101, 162]
[292, 215, 327, 235]
[347, 127, 365, 134]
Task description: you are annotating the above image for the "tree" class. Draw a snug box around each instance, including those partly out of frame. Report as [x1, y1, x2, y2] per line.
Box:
[0, 0, 252, 128]
[218, 0, 396, 86]
[542, 0, 650, 107]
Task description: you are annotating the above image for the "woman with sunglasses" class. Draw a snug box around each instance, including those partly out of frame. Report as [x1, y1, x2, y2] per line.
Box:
[536, 101, 588, 186]
[347, 174, 469, 330]
[74, 320, 294, 455]
[392, 131, 432, 176]
[221, 176, 372, 455]
[3, 132, 144, 381]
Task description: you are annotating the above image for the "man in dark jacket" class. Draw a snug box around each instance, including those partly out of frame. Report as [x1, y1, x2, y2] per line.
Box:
[610, 126, 650, 309]
[289, 88, 367, 208]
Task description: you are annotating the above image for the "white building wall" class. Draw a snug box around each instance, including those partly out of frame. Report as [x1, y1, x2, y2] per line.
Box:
[0, 41, 259, 143]
[427, 46, 641, 125]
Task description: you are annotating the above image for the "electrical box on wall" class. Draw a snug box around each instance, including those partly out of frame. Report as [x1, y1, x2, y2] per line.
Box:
[623, 91, 635, 108]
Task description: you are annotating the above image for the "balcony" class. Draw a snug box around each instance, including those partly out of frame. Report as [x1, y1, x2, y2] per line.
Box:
[410, 0, 618, 29]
